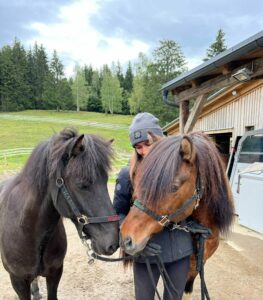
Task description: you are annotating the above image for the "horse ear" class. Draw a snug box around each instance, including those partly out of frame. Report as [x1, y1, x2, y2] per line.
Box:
[71, 134, 85, 157]
[147, 131, 162, 144]
[180, 136, 195, 163]
[108, 138, 114, 145]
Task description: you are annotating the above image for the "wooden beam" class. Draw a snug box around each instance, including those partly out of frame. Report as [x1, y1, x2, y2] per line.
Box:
[190, 79, 199, 88]
[184, 94, 208, 133]
[222, 64, 232, 75]
[179, 100, 190, 133]
[173, 57, 263, 102]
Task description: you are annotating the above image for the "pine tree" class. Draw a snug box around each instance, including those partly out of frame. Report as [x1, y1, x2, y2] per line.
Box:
[204, 29, 227, 61]
[0, 45, 15, 111]
[0, 40, 32, 111]
[43, 50, 66, 110]
[123, 61, 133, 93]
[50, 50, 64, 83]
[87, 70, 102, 112]
[116, 61, 125, 89]
[32, 43, 50, 108]
[11, 39, 31, 109]
[153, 39, 187, 82]
[84, 65, 93, 86]
[139, 40, 186, 124]
[26, 48, 37, 108]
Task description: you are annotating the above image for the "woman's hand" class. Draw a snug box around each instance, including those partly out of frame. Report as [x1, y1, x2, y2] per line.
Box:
[139, 242, 162, 256]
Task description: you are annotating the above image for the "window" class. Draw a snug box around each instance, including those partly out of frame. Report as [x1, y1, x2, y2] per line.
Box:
[245, 126, 255, 132]
[239, 134, 263, 163]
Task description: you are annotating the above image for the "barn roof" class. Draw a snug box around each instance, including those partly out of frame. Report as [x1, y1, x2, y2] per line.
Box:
[161, 30, 263, 94]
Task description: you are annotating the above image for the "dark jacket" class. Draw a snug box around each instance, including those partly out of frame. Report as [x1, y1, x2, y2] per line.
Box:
[113, 167, 193, 263]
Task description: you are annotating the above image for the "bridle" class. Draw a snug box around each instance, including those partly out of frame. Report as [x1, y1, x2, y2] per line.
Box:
[55, 176, 119, 239]
[133, 177, 202, 229]
[132, 177, 212, 300]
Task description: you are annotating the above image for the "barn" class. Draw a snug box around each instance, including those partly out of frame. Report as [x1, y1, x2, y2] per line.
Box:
[161, 30, 263, 156]
[161, 30, 263, 233]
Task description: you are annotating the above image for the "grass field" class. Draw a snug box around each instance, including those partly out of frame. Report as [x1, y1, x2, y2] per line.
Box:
[0, 110, 133, 182]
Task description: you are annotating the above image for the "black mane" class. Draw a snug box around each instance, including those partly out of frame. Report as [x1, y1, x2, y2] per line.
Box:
[8, 128, 113, 200]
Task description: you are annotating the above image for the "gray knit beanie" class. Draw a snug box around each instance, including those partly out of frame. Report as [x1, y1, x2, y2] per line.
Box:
[129, 112, 164, 147]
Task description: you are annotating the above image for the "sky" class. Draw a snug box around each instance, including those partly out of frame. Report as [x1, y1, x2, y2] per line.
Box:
[1, 0, 263, 77]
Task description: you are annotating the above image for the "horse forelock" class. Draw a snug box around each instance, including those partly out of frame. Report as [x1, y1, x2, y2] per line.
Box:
[65, 134, 113, 184]
[136, 132, 235, 233]
[136, 135, 183, 207]
[49, 128, 113, 184]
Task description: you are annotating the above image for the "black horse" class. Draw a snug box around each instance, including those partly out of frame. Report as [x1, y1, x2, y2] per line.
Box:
[0, 128, 119, 300]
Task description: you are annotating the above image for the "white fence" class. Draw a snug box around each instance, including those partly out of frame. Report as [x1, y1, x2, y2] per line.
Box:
[0, 148, 33, 158]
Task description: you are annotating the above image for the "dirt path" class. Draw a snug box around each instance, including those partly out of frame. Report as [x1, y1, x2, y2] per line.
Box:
[1, 220, 262, 300]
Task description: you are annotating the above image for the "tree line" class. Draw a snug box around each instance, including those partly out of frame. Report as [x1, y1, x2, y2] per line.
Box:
[0, 29, 227, 125]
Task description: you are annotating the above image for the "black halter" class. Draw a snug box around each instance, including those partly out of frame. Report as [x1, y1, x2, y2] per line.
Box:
[133, 177, 202, 228]
[55, 177, 119, 238]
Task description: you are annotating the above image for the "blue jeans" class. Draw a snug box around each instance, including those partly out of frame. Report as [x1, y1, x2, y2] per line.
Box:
[133, 256, 190, 300]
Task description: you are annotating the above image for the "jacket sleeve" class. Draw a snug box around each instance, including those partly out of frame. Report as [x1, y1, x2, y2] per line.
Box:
[113, 167, 132, 224]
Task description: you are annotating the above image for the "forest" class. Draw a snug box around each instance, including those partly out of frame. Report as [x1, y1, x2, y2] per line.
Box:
[0, 29, 226, 125]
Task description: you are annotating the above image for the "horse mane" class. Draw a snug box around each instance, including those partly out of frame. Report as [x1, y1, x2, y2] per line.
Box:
[135, 132, 235, 234]
[4, 128, 113, 201]
[50, 128, 113, 184]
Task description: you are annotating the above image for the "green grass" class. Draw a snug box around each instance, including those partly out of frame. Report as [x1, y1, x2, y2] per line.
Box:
[0, 110, 133, 182]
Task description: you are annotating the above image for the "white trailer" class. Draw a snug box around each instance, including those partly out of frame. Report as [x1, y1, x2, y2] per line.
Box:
[228, 129, 263, 233]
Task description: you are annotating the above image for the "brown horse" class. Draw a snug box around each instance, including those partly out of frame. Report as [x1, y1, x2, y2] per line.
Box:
[0, 128, 119, 300]
[120, 132, 235, 297]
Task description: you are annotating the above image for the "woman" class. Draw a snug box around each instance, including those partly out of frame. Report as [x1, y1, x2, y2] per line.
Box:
[113, 112, 193, 300]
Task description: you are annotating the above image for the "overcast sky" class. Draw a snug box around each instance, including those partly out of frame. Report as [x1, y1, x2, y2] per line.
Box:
[1, 0, 263, 77]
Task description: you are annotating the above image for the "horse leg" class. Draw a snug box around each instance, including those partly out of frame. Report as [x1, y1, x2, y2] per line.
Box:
[9, 274, 31, 300]
[46, 265, 63, 300]
[31, 277, 42, 300]
[183, 253, 198, 299]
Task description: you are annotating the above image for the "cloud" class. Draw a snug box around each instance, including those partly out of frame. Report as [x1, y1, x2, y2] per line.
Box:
[1, 0, 263, 77]
[26, 0, 149, 77]
[0, 0, 72, 44]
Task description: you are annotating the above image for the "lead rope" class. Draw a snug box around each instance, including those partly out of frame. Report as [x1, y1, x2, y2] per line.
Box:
[145, 258, 162, 300]
[155, 256, 178, 299]
[194, 234, 210, 300]
[81, 222, 211, 300]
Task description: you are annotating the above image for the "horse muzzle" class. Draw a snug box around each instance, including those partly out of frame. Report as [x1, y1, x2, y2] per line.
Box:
[120, 234, 148, 256]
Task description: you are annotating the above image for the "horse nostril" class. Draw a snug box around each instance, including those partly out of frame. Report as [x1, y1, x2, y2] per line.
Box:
[107, 244, 117, 255]
[124, 236, 134, 251]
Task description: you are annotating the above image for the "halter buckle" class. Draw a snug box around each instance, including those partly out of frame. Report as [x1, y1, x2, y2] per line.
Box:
[56, 178, 64, 188]
[77, 215, 90, 225]
[158, 215, 170, 227]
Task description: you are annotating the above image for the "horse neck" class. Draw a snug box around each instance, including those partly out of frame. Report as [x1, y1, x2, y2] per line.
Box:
[19, 183, 61, 235]
[192, 201, 214, 229]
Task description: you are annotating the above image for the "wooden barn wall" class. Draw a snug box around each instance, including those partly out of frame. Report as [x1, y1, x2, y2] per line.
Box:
[193, 85, 263, 143]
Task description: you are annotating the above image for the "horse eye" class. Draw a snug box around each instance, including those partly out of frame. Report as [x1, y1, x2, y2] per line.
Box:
[76, 182, 89, 190]
[170, 185, 179, 193]
[81, 184, 89, 190]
